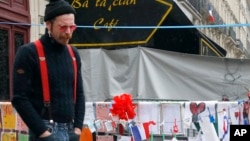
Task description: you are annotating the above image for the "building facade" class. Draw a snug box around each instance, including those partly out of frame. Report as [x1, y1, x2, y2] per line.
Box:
[180, 0, 250, 58]
[29, 0, 48, 41]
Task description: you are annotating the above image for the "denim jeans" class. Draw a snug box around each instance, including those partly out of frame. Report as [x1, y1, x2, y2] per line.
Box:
[29, 120, 80, 141]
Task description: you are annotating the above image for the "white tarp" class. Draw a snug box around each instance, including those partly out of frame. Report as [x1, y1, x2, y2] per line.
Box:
[79, 47, 250, 102]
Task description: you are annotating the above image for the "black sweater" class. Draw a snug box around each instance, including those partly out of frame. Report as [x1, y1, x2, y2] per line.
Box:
[11, 33, 85, 137]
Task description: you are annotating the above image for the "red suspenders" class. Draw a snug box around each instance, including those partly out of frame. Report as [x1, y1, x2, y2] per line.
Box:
[67, 44, 77, 104]
[34, 40, 77, 105]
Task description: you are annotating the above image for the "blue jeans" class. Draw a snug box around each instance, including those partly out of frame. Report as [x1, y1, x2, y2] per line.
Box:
[29, 120, 80, 141]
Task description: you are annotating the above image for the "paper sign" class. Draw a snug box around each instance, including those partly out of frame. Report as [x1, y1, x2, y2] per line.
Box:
[84, 102, 95, 125]
[96, 135, 113, 141]
[95, 102, 116, 133]
[161, 102, 182, 134]
[1, 104, 16, 129]
[104, 121, 114, 132]
[16, 114, 28, 132]
[95, 102, 111, 120]
[199, 120, 219, 141]
[18, 133, 29, 141]
[117, 135, 132, 141]
[137, 102, 160, 134]
[87, 121, 96, 133]
[217, 102, 238, 141]
[1, 132, 16, 141]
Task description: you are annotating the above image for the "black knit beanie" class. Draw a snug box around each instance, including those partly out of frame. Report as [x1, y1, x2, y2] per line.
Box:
[44, 0, 76, 21]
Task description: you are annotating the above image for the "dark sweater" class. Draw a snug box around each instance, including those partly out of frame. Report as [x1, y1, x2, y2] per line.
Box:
[11, 33, 85, 137]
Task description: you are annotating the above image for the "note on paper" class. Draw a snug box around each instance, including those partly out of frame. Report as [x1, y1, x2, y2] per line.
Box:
[117, 135, 132, 141]
[1, 104, 16, 129]
[1, 132, 16, 141]
[95, 102, 116, 133]
[18, 133, 29, 141]
[84, 102, 95, 125]
[95, 102, 112, 120]
[16, 114, 28, 132]
[96, 135, 114, 141]
[199, 120, 219, 141]
[137, 102, 160, 134]
[161, 102, 182, 134]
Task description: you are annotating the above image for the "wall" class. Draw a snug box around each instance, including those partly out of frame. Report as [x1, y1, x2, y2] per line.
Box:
[29, 0, 47, 42]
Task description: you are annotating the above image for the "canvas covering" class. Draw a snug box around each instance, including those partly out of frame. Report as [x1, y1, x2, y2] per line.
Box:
[79, 47, 250, 102]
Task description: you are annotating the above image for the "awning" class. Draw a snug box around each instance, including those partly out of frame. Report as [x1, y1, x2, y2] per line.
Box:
[67, 0, 227, 57]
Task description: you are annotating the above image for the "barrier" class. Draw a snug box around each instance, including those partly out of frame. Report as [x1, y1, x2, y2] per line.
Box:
[0, 100, 248, 141]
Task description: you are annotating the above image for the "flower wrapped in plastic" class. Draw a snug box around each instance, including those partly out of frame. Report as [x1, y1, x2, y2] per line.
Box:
[109, 93, 136, 120]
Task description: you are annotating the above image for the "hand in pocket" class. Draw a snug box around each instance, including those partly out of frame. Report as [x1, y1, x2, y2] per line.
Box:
[38, 133, 56, 141]
[69, 131, 80, 141]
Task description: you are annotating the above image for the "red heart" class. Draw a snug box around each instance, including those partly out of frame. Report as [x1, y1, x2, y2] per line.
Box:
[189, 102, 206, 115]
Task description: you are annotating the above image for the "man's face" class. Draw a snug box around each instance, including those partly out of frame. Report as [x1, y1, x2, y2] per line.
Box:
[46, 14, 76, 45]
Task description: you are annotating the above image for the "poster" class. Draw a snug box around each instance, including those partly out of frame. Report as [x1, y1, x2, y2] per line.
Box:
[96, 135, 114, 141]
[95, 102, 116, 133]
[16, 114, 28, 132]
[1, 103, 16, 129]
[161, 102, 183, 134]
[1, 132, 16, 141]
[137, 102, 160, 134]
[17, 133, 29, 141]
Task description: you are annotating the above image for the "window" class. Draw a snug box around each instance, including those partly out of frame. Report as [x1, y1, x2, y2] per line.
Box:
[0, 29, 9, 100]
[0, 25, 28, 101]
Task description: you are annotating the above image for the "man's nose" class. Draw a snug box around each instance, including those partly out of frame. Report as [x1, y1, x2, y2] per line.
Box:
[65, 27, 71, 33]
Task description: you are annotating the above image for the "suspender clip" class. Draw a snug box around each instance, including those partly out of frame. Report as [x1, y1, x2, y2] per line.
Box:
[44, 102, 51, 107]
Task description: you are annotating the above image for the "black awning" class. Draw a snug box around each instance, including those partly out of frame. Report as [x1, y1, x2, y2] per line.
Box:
[199, 32, 227, 57]
[67, 0, 227, 57]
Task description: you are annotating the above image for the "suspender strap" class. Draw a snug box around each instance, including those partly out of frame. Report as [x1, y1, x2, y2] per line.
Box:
[67, 45, 77, 103]
[34, 40, 53, 122]
[34, 40, 50, 103]
[34, 40, 77, 104]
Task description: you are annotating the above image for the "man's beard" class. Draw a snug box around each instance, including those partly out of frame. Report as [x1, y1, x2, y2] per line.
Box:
[62, 33, 72, 40]
[59, 34, 72, 45]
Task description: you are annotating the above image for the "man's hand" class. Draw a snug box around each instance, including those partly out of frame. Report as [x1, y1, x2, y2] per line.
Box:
[74, 127, 81, 135]
[39, 130, 51, 138]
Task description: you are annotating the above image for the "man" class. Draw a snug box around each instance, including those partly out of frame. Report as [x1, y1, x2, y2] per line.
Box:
[11, 0, 85, 141]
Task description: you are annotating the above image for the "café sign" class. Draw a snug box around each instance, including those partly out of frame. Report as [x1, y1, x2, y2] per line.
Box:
[66, 0, 173, 47]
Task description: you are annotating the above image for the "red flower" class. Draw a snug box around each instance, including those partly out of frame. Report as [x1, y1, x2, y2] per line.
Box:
[110, 93, 136, 120]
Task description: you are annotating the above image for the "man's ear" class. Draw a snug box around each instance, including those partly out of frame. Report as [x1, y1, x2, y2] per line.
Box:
[45, 21, 52, 32]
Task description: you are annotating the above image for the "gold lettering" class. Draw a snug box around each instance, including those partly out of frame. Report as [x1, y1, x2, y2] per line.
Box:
[96, 0, 106, 7]
[113, 0, 136, 6]
[71, 0, 89, 8]
[94, 18, 119, 31]
[113, 0, 119, 6]
[82, 0, 89, 7]
[71, 0, 81, 8]
[94, 18, 105, 30]
[108, 5, 112, 11]
[109, 0, 136, 11]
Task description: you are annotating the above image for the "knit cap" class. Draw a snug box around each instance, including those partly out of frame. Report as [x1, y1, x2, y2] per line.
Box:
[44, 0, 76, 21]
